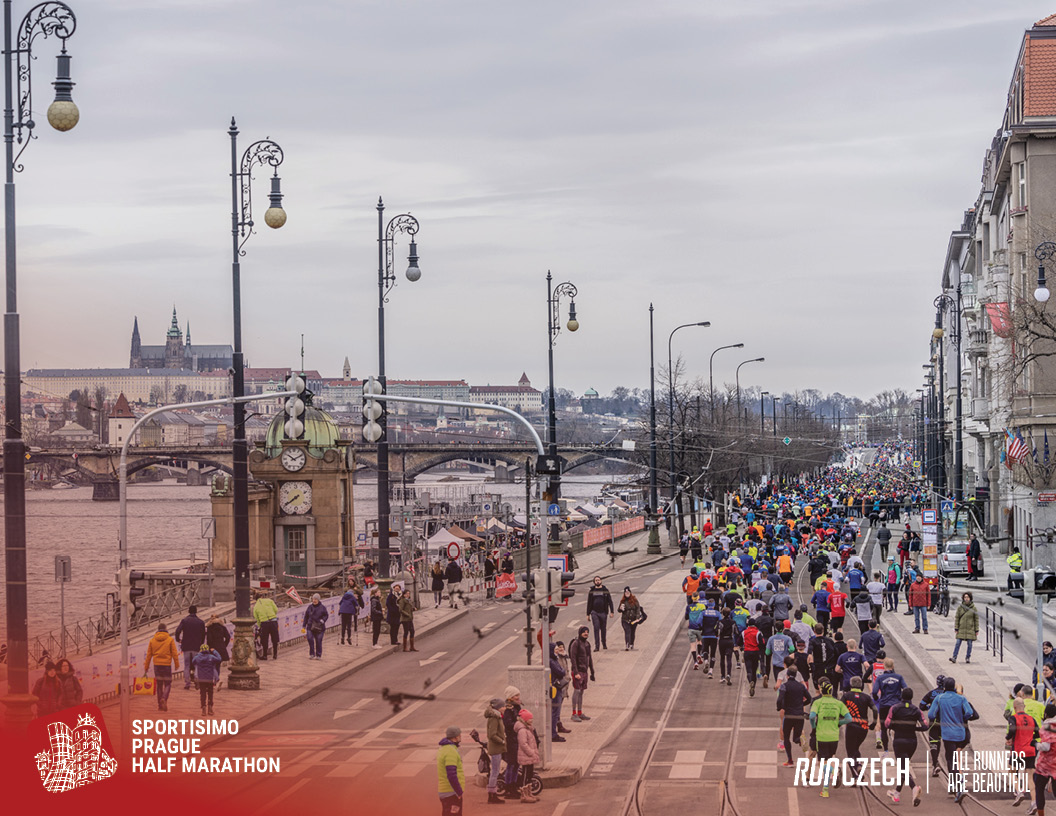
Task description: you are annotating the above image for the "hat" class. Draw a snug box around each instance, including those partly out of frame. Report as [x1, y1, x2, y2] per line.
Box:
[312, 593, 321, 601]
[445, 726, 461, 739]
[490, 697, 505, 709]
[783, 620, 791, 629]
[199, 644, 211, 652]
[578, 626, 590, 637]
[504, 685, 521, 700]
[623, 586, 631, 593]
[44, 660, 56, 670]
[518, 709, 533, 722]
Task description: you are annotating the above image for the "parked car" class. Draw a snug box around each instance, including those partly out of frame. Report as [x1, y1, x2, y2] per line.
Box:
[940, 539, 983, 577]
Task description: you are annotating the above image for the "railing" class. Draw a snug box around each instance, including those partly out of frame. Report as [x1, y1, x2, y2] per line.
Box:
[28, 577, 207, 665]
[985, 606, 1005, 663]
[972, 398, 990, 421]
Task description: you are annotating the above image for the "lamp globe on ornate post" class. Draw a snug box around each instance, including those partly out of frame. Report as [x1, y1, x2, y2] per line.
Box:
[1, 0, 78, 729]
[226, 118, 287, 691]
[373, 199, 421, 578]
[665, 320, 709, 543]
[544, 272, 578, 555]
[709, 343, 743, 424]
[735, 357, 765, 432]
[1035, 242, 1056, 303]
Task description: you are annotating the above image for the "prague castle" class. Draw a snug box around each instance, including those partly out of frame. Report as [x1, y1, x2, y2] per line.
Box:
[129, 308, 233, 372]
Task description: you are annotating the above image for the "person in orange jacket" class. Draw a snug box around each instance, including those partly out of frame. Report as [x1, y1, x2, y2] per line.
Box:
[144, 622, 180, 711]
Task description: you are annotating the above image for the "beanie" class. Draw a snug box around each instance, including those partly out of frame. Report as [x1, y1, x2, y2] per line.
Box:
[518, 709, 533, 722]
[504, 685, 521, 700]
[445, 726, 461, 739]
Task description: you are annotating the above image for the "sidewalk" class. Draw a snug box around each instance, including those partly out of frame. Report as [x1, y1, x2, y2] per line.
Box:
[99, 602, 468, 754]
[864, 523, 1032, 753]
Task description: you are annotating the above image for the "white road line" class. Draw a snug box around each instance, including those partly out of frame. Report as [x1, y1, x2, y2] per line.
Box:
[788, 787, 800, 816]
[353, 635, 519, 746]
[258, 778, 310, 813]
[419, 650, 448, 667]
[551, 801, 570, 816]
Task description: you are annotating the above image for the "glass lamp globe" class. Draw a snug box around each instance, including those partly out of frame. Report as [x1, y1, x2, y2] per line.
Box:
[1037, 286, 1051, 304]
[47, 100, 79, 132]
[566, 318, 579, 332]
[264, 207, 287, 229]
[405, 263, 421, 282]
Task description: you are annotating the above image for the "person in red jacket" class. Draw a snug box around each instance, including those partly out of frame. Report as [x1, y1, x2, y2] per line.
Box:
[828, 586, 848, 634]
[743, 618, 763, 697]
[1006, 697, 1038, 807]
[907, 575, 931, 634]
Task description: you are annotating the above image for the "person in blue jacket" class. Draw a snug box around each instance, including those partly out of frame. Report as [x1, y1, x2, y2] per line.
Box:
[339, 586, 361, 645]
[811, 585, 832, 633]
[191, 644, 222, 716]
[927, 676, 979, 802]
[872, 656, 907, 752]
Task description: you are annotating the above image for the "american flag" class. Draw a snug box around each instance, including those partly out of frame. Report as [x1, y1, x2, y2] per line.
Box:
[1007, 429, 1030, 463]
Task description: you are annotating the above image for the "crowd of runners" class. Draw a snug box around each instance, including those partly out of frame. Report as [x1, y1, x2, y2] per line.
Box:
[677, 444, 1056, 810]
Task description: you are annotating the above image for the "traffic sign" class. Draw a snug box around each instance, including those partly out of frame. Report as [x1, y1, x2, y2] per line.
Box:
[1040, 492, 1056, 504]
[782, 436, 792, 446]
[940, 500, 954, 513]
[548, 503, 561, 516]
[912, 461, 921, 468]
[531, 520, 540, 532]
[446, 541, 461, 560]
[531, 502, 541, 518]
[482, 502, 493, 512]
[921, 509, 937, 525]
[201, 517, 216, 539]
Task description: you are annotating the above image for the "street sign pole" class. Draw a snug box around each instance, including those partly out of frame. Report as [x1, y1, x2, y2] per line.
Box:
[55, 556, 71, 657]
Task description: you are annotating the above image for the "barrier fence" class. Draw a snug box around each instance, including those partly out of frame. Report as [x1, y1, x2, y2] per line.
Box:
[582, 516, 645, 548]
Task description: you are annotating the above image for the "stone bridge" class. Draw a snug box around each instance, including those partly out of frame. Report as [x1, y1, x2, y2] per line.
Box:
[353, 443, 639, 481]
[28, 442, 640, 499]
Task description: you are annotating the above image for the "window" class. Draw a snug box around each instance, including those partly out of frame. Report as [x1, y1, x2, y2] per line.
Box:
[1019, 163, 1027, 206]
[285, 528, 306, 563]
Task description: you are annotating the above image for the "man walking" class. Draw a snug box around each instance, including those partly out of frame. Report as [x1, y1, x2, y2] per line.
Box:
[437, 725, 465, 816]
[175, 605, 206, 689]
[908, 574, 930, 634]
[586, 576, 614, 651]
[253, 592, 280, 660]
[877, 523, 891, 562]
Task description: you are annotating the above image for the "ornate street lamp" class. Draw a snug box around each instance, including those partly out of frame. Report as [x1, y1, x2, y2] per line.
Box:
[544, 272, 578, 554]
[1035, 241, 1056, 303]
[2, 0, 79, 728]
[735, 357, 765, 432]
[374, 199, 421, 577]
[709, 343, 743, 424]
[934, 292, 962, 504]
[667, 321, 709, 541]
[227, 118, 286, 691]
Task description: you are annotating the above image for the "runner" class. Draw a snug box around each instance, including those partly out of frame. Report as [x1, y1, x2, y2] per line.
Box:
[743, 617, 763, 696]
[777, 666, 812, 767]
[884, 686, 926, 805]
[767, 621, 795, 686]
[873, 657, 907, 754]
[927, 676, 979, 803]
[809, 679, 852, 798]
[699, 597, 721, 679]
[841, 676, 878, 769]
[717, 608, 740, 686]
[1006, 697, 1038, 807]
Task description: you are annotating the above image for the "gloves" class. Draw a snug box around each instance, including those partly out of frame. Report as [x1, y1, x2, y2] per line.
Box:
[590, 673, 595, 682]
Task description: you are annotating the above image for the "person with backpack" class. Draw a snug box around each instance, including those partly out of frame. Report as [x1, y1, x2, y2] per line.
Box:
[885, 558, 901, 613]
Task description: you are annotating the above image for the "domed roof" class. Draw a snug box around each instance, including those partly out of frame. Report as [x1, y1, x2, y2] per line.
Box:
[263, 406, 340, 458]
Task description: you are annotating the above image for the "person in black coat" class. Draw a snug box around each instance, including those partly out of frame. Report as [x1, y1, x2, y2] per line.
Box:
[175, 605, 206, 689]
[484, 553, 497, 599]
[966, 535, 982, 581]
[206, 614, 231, 661]
[385, 586, 401, 645]
[444, 557, 464, 609]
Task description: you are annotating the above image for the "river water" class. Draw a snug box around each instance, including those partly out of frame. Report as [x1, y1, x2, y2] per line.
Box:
[0, 472, 629, 643]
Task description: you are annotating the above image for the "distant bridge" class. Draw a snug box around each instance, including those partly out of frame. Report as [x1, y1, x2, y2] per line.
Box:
[27, 442, 641, 499]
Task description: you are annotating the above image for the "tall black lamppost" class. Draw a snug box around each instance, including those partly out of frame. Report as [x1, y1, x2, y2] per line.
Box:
[934, 292, 962, 504]
[227, 119, 287, 691]
[709, 342, 743, 424]
[760, 391, 769, 436]
[772, 396, 780, 439]
[667, 320, 709, 541]
[544, 272, 578, 553]
[1, 0, 78, 727]
[735, 357, 765, 431]
[922, 364, 936, 490]
[374, 199, 421, 576]
[647, 305, 659, 553]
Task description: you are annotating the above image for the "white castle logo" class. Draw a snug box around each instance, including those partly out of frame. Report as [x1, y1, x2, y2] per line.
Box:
[35, 714, 117, 793]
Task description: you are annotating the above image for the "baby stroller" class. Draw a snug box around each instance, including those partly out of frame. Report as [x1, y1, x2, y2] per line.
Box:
[468, 729, 543, 796]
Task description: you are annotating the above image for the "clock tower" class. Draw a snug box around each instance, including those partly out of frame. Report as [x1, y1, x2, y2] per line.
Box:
[209, 393, 355, 597]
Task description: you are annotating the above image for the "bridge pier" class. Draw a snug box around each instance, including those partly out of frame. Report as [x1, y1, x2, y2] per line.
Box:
[92, 479, 120, 501]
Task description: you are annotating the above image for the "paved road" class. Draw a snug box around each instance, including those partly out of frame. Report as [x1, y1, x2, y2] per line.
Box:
[207, 515, 1023, 815]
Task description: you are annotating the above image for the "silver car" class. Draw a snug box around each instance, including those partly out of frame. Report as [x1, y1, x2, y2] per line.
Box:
[939, 539, 975, 576]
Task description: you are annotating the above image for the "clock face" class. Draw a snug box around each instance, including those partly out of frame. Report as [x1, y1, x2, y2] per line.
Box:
[278, 481, 312, 515]
[281, 446, 307, 472]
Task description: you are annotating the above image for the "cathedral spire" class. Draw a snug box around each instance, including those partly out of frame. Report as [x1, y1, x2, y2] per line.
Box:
[130, 317, 141, 368]
[167, 306, 181, 338]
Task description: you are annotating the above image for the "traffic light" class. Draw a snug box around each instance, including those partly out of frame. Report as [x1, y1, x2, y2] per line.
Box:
[1035, 566, 1056, 597]
[1010, 568, 1034, 605]
[520, 571, 538, 603]
[548, 568, 575, 606]
[118, 568, 147, 612]
[362, 376, 384, 443]
[284, 373, 307, 439]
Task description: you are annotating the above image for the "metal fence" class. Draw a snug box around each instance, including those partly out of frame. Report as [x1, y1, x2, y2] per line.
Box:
[985, 606, 1005, 663]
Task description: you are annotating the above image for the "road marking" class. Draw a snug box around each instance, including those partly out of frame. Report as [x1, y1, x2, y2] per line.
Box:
[385, 763, 425, 777]
[478, 622, 497, 633]
[353, 635, 519, 747]
[419, 650, 448, 667]
[674, 750, 707, 763]
[333, 697, 372, 720]
[788, 787, 800, 816]
[744, 750, 777, 778]
[325, 763, 367, 777]
[258, 778, 310, 813]
[551, 801, 570, 816]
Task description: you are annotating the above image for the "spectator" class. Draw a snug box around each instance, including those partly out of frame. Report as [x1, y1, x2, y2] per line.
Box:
[175, 605, 206, 689]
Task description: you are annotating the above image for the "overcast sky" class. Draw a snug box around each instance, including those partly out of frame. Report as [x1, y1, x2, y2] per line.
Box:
[9, 0, 1053, 401]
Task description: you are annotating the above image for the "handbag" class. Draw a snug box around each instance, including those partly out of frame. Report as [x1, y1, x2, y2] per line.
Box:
[309, 620, 325, 634]
[133, 676, 156, 696]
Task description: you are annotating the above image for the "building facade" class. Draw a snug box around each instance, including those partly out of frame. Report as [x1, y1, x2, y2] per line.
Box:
[129, 308, 233, 373]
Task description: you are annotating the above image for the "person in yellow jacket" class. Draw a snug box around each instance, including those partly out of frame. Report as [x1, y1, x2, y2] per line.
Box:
[1007, 547, 1024, 591]
[437, 725, 465, 815]
[144, 622, 179, 712]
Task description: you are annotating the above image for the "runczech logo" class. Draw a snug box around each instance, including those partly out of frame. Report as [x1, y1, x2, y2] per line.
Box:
[32, 705, 117, 793]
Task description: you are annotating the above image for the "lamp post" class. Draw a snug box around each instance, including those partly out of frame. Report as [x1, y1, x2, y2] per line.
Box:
[1035, 241, 1056, 303]
[375, 199, 421, 576]
[667, 320, 710, 542]
[760, 391, 769, 436]
[772, 396, 780, 439]
[922, 364, 936, 490]
[934, 292, 963, 504]
[647, 305, 660, 553]
[709, 343, 743, 424]
[1, 0, 78, 728]
[735, 357, 765, 432]
[545, 272, 578, 553]
[227, 119, 287, 691]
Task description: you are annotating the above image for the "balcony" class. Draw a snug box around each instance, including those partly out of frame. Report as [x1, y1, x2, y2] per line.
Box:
[967, 329, 989, 357]
[972, 398, 990, 421]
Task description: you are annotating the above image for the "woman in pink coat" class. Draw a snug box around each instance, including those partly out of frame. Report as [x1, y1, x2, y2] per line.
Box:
[515, 709, 540, 803]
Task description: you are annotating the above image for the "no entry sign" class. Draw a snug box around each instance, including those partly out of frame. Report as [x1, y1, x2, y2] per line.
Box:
[447, 541, 461, 560]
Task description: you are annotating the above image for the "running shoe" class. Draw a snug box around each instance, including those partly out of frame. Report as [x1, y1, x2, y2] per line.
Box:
[820, 788, 829, 799]
[778, 741, 785, 750]
[954, 791, 966, 804]
[1027, 804, 1038, 815]
[887, 790, 900, 804]
[783, 761, 795, 767]
[913, 786, 922, 807]
[707, 670, 713, 679]
[1014, 791, 1029, 807]
[749, 682, 756, 698]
